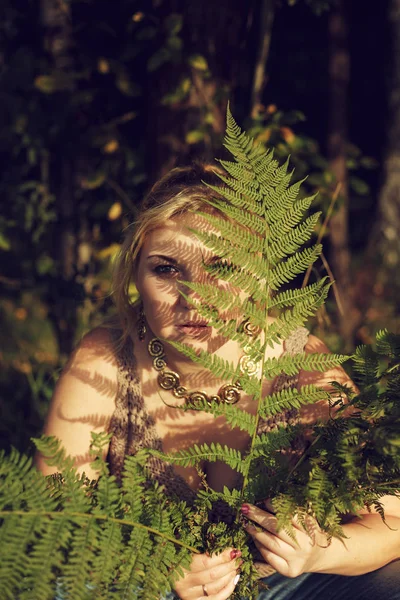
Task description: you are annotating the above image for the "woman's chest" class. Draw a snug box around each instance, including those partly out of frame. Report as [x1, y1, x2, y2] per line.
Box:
[144, 382, 275, 491]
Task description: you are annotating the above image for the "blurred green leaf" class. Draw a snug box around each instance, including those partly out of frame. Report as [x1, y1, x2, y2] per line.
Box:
[188, 54, 209, 71]
[186, 130, 205, 144]
[34, 73, 74, 94]
[0, 232, 11, 251]
[162, 78, 191, 105]
[360, 156, 379, 169]
[80, 172, 106, 190]
[147, 48, 171, 71]
[164, 13, 183, 36]
[36, 255, 55, 276]
[350, 176, 370, 196]
[167, 36, 183, 51]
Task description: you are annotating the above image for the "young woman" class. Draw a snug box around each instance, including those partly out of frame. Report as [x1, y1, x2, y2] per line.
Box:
[37, 164, 400, 599]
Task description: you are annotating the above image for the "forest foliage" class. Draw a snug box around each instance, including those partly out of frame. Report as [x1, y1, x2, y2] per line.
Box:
[0, 1, 397, 454]
[0, 110, 399, 599]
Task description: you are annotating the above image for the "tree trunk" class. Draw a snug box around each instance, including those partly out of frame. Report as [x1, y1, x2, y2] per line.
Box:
[41, 0, 78, 356]
[145, 0, 256, 181]
[250, 0, 275, 118]
[327, 0, 359, 349]
[373, 0, 400, 284]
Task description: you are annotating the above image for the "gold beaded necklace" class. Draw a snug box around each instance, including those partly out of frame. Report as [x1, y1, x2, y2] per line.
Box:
[147, 322, 260, 407]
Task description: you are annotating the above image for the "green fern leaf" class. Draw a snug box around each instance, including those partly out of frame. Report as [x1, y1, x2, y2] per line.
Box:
[152, 443, 246, 474]
[182, 399, 257, 436]
[193, 212, 265, 253]
[269, 195, 316, 239]
[268, 212, 321, 263]
[269, 278, 329, 309]
[263, 352, 347, 379]
[269, 244, 322, 290]
[260, 385, 330, 417]
[201, 200, 267, 235]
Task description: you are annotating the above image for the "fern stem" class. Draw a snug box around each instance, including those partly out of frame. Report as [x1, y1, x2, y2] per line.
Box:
[302, 183, 340, 288]
[0, 510, 199, 554]
[284, 433, 322, 484]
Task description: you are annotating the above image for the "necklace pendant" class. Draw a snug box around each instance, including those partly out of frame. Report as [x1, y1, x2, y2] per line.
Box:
[239, 354, 258, 376]
[158, 370, 180, 391]
[172, 385, 187, 398]
[218, 384, 241, 405]
[187, 391, 210, 406]
[209, 395, 220, 404]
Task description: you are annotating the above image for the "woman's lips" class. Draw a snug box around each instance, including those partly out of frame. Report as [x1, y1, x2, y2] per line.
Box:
[177, 322, 210, 336]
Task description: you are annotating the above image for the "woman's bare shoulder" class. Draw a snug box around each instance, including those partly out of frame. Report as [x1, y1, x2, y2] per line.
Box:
[36, 327, 120, 477]
[298, 333, 354, 425]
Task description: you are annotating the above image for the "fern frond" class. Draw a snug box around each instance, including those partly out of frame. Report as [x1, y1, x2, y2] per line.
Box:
[223, 108, 269, 169]
[152, 443, 246, 474]
[260, 385, 330, 417]
[182, 399, 257, 436]
[263, 352, 347, 379]
[168, 340, 261, 384]
[115, 528, 152, 596]
[269, 278, 329, 309]
[191, 231, 267, 279]
[250, 427, 297, 459]
[266, 174, 304, 209]
[269, 244, 322, 290]
[267, 283, 330, 341]
[193, 211, 265, 253]
[376, 329, 400, 358]
[269, 195, 316, 239]
[202, 200, 267, 235]
[268, 212, 321, 263]
[206, 182, 265, 217]
[352, 344, 380, 385]
[217, 159, 260, 189]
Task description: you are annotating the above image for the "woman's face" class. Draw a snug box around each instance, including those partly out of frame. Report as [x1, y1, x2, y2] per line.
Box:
[135, 212, 243, 355]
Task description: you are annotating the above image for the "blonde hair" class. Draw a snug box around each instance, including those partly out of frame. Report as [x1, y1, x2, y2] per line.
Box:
[112, 162, 227, 341]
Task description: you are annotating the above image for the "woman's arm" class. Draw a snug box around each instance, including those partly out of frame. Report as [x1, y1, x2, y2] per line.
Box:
[245, 333, 400, 577]
[243, 495, 400, 577]
[35, 327, 118, 480]
[297, 334, 357, 426]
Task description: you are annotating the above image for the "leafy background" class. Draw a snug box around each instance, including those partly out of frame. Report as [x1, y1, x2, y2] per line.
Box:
[1, 0, 399, 454]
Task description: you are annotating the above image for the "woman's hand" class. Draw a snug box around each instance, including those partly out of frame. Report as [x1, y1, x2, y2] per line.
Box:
[242, 501, 331, 579]
[174, 548, 241, 600]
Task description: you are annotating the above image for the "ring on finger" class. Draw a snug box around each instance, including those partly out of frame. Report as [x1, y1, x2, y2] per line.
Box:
[202, 584, 209, 597]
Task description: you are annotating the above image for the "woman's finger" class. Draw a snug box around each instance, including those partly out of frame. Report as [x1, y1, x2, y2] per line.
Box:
[242, 504, 298, 548]
[247, 524, 294, 560]
[254, 545, 290, 576]
[198, 568, 240, 598]
[209, 572, 241, 600]
[254, 561, 276, 578]
[190, 548, 238, 573]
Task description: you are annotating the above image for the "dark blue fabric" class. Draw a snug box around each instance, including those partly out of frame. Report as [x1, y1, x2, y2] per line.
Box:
[258, 560, 400, 599]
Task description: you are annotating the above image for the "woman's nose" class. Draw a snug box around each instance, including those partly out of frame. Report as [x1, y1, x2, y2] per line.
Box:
[178, 281, 201, 309]
[177, 269, 207, 308]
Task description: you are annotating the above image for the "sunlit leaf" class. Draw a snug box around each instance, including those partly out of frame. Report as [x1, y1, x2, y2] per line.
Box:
[185, 130, 204, 145]
[0, 232, 11, 251]
[188, 54, 208, 71]
[96, 243, 121, 260]
[108, 202, 122, 221]
[97, 59, 110, 74]
[103, 140, 119, 154]
[80, 173, 106, 190]
[164, 13, 183, 36]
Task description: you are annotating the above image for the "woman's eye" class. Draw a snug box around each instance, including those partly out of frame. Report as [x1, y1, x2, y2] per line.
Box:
[153, 264, 180, 277]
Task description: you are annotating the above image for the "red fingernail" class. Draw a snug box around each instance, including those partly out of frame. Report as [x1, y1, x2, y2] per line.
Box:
[241, 504, 250, 515]
[230, 549, 242, 560]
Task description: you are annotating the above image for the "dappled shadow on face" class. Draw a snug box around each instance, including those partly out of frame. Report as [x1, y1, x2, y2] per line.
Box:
[136, 215, 248, 356]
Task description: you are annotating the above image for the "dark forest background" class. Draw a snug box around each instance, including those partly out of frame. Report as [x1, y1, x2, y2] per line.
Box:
[1, 0, 399, 454]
